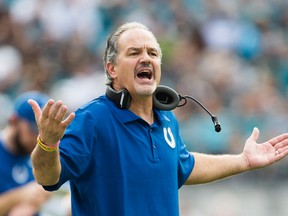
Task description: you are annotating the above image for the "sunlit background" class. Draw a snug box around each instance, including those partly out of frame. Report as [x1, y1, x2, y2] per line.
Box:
[0, 0, 288, 215]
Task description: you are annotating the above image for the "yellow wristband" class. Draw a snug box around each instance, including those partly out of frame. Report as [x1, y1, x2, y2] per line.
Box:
[37, 136, 59, 152]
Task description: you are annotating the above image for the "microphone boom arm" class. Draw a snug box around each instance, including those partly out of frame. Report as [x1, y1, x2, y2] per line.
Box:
[178, 95, 221, 133]
[152, 85, 221, 133]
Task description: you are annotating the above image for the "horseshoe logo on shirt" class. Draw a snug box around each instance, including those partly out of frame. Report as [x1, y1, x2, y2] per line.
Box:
[163, 127, 176, 148]
[12, 164, 29, 184]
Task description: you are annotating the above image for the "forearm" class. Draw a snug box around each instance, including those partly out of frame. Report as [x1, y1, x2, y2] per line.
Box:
[31, 145, 61, 186]
[186, 152, 249, 185]
[0, 182, 50, 215]
[0, 189, 23, 215]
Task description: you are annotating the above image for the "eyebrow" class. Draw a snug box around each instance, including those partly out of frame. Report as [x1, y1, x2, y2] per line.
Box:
[127, 47, 159, 53]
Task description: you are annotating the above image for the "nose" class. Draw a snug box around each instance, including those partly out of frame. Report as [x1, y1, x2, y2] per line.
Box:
[139, 51, 151, 63]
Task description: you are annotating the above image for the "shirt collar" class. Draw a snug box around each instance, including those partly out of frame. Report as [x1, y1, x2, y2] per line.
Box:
[103, 96, 171, 125]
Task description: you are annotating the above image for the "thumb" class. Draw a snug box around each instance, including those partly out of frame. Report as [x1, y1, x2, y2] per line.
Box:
[28, 99, 42, 123]
[250, 127, 260, 142]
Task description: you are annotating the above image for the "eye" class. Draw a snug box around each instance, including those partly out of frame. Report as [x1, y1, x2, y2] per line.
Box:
[149, 50, 158, 57]
[129, 52, 138, 56]
[150, 52, 158, 57]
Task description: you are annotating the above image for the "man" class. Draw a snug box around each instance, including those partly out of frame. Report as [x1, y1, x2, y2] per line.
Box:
[0, 91, 51, 215]
[28, 22, 288, 216]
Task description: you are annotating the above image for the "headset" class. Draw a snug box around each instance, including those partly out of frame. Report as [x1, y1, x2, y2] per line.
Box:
[106, 85, 221, 132]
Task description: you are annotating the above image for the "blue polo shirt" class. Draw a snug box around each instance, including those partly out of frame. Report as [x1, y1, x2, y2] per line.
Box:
[0, 139, 34, 193]
[44, 95, 195, 216]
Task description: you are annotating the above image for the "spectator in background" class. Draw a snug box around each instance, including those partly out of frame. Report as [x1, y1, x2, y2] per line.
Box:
[0, 91, 51, 215]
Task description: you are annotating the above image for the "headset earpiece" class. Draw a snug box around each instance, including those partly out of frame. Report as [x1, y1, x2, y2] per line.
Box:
[105, 85, 131, 109]
[153, 85, 180, 110]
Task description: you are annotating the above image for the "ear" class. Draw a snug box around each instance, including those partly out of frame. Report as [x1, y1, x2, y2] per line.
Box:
[106, 62, 117, 79]
[8, 114, 18, 125]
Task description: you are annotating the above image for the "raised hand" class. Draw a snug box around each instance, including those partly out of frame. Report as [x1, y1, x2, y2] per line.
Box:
[28, 99, 75, 145]
[242, 127, 288, 169]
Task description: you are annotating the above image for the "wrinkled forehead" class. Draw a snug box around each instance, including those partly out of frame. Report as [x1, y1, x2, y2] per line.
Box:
[118, 28, 160, 51]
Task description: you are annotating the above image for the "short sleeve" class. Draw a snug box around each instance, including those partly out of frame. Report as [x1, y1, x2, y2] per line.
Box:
[178, 139, 195, 188]
[43, 109, 95, 191]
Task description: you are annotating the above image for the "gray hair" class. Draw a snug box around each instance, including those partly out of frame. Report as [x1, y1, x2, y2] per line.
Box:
[103, 22, 162, 85]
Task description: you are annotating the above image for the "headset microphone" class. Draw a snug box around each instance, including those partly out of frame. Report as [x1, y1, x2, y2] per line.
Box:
[106, 85, 221, 132]
[153, 85, 221, 133]
[211, 116, 221, 133]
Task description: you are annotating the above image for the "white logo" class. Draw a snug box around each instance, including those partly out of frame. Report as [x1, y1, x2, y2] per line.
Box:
[163, 127, 176, 148]
[12, 164, 29, 184]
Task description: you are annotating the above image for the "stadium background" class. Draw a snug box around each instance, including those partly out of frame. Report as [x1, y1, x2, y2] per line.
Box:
[0, 0, 288, 215]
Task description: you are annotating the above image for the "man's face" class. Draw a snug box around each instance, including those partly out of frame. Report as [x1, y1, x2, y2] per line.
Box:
[108, 28, 161, 98]
[14, 119, 38, 155]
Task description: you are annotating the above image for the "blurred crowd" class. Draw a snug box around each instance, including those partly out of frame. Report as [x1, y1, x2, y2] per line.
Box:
[0, 0, 288, 180]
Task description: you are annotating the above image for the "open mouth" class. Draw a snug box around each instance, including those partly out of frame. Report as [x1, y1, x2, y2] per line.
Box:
[136, 70, 153, 80]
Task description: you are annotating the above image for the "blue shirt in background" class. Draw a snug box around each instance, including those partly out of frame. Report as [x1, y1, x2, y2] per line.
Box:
[0, 139, 34, 194]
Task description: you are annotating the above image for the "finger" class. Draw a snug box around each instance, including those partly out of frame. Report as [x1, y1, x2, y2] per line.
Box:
[274, 146, 288, 160]
[56, 105, 68, 121]
[28, 99, 42, 121]
[61, 112, 75, 128]
[42, 99, 55, 119]
[248, 127, 259, 142]
[253, 127, 259, 141]
[268, 133, 288, 146]
[275, 145, 288, 154]
[274, 136, 288, 149]
[49, 100, 63, 120]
